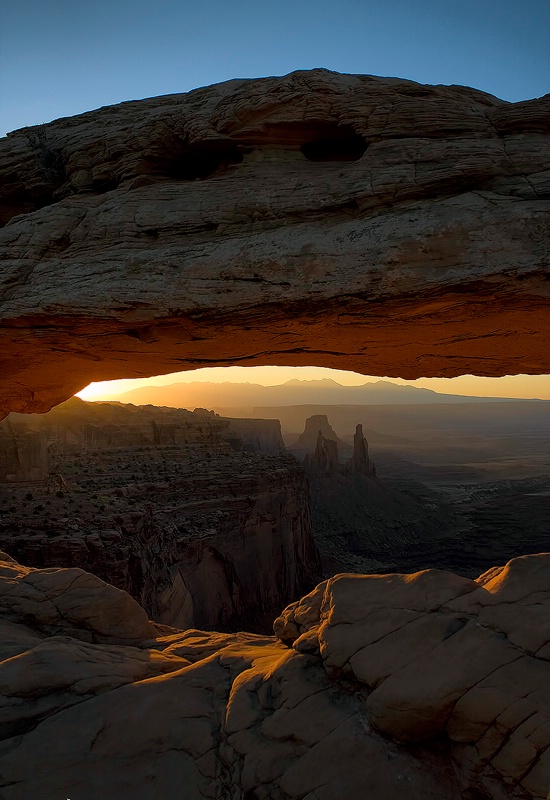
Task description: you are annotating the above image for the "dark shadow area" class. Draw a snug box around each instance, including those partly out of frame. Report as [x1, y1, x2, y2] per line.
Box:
[301, 125, 368, 162]
[145, 139, 243, 181]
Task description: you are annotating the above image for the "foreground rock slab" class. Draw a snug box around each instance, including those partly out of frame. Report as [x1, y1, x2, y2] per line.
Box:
[0, 551, 548, 799]
[1, 70, 549, 415]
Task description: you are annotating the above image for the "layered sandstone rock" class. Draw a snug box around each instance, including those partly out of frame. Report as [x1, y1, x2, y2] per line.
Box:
[32, 395, 232, 449]
[150, 453, 320, 631]
[0, 69, 548, 799]
[0, 551, 547, 799]
[0, 550, 157, 645]
[0, 418, 49, 482]
[224, 416, 285, 454]
[1, 71, 549, 416]
[274, 555, 550, 798]
[0, 399, 320, 631]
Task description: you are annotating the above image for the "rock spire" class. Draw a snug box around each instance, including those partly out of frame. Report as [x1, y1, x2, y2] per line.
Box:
[348, 423, 375, 476]
[304, 431, 340, 475]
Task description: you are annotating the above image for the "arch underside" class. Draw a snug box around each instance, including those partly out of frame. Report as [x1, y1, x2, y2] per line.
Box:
[0, 70, 548, 414]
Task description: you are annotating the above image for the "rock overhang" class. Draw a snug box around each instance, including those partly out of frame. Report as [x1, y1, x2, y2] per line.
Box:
[0, 69, 549, 416]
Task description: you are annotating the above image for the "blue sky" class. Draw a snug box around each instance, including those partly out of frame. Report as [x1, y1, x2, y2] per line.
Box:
[1, 0, 549, 136]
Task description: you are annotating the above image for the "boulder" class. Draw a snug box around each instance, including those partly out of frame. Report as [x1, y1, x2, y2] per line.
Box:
[0, 551, 548, 798]
[274, 554, 550, 797]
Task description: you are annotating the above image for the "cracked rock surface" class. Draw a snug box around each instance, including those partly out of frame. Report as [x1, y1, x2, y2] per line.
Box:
[0, 550, 548, 798]
[1, 69, 549, 415]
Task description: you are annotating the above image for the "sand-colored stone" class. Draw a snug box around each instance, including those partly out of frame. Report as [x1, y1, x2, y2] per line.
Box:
[0, 70, 549, 416]
[0, 551, 547, 798]
[274, 554, 550, 798]
[0, 550, 157, 644]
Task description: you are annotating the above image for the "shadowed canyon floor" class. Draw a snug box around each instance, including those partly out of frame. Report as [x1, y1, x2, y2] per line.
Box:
[285, 408, 550, 579]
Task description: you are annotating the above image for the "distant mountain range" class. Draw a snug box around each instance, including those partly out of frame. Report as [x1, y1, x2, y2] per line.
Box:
[114, 378, 538, 410]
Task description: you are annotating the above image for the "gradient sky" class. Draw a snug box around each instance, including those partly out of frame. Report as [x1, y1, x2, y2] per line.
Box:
[77, 369, 550, 401]
[1, 0, 549, 136]
[3, 2, 549, 400]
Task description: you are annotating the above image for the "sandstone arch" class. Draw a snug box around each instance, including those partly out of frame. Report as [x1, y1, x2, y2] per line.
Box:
[0, 69, 549, 417]
[0, 70, 550, 800]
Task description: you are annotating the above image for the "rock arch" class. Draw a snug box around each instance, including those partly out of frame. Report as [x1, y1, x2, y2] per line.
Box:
[0, 70, 549, 800]
[0, 69, 548, 417]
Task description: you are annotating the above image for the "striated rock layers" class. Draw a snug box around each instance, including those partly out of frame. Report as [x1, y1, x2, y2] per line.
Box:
[0, 400, 320, 631]
[150, 454, 320, 631]
[223, 415, 285, 455]
[0, 417, 48, 482]
[1, 70, 549, 416]
[1, 396, 285, 458]
[0, 550, 548, 799]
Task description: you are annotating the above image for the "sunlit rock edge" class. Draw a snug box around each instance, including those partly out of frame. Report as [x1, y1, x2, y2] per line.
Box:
[0, 550, 548, 799]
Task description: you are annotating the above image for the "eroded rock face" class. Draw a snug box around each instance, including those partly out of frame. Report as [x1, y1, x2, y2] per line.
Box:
[275, 555, 550, 798]
[290, 414, 349, 459]
[304, 431, 341, 475]
[1, 70, 549, 416]
[0, 550, 157, 645]
[348, 422, 374, 475]
[0, 400, 320, 632]
[301, 417, 376, 481]
[0, 417, 49, 482]
[224, 416, 285, 454]
[0, 551, 548, 799]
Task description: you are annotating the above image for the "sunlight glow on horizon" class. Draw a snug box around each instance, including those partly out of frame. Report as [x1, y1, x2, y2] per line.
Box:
[76, 367, 550, 402]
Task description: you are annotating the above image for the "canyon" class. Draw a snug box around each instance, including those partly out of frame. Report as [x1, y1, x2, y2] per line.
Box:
[0, 69, 548, 799]
[0, 400, 320, 632]
[287, 411, 550, 580]
[0, 398, 548, 799]
[290, 414, 456, 576]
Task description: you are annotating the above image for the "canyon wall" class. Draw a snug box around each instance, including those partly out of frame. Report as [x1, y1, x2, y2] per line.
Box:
[0, 418, 49, 482]
[224, 416, 285, 454]
[153, 458, 318, 631]
[0, 400, 321, 631]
